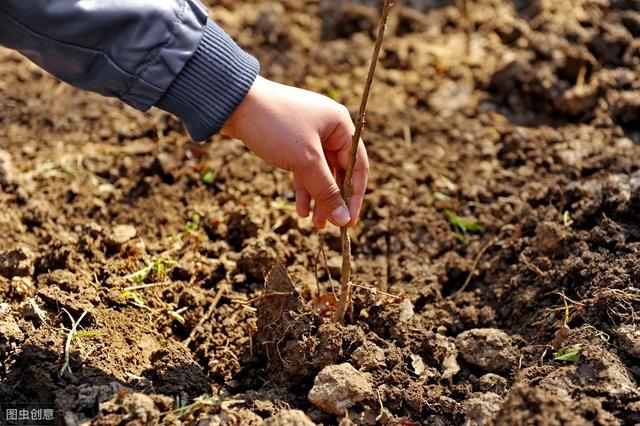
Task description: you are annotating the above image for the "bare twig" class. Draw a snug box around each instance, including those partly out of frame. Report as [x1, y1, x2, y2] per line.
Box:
[313, 233, 337, 298]
[184, 282, 227, 347]
[334, 0, 393, 323]
[455, 237, 498, 295]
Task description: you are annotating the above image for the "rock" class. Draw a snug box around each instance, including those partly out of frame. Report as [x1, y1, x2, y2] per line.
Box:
[463, 392, 503, 426]
[398, 298, 414, 323]
[107, 224, 137, 246]
[10, 276, 35, 299]
[264, 409, 317, 426]
[478, 373, 508, 395]
[616, 324, 640, 358]
[456, 329, 518, 372]
[0, 247, 34, 278]
[308, 363, 374, 416]
[534, 221, 568, 257]
[351, 342, 386, 370]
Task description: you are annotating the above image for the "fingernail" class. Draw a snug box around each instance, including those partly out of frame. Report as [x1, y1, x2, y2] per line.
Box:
[330, 205, 351, 226]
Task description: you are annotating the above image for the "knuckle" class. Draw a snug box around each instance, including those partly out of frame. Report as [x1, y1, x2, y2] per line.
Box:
[315, 184, 342, 206]
[338, 105, 353, 123]
[297, 149, 320, 169]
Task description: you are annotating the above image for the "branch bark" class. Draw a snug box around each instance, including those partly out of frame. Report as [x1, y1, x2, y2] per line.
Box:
[333, 0, 393, 323]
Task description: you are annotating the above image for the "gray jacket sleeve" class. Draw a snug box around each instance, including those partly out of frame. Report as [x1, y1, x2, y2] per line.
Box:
[0, 0, 260, 141]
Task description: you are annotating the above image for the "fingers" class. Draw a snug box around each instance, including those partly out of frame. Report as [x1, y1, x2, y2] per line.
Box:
[312, 202, 328, 229]
[325, 113, 369, 226]
[345, 139, 368, 225]
[294, 175, 311, 218]
[295, 143, 351, 227]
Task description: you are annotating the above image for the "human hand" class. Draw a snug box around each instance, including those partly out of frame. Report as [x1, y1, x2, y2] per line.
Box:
[221, 76, 368, 229]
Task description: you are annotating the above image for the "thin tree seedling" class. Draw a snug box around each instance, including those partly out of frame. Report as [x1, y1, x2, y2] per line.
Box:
[333, 0, 393, 323]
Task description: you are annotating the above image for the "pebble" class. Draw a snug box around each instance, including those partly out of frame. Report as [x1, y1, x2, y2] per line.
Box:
[308, 363, 374, 416]
[107, 224, 137, 246]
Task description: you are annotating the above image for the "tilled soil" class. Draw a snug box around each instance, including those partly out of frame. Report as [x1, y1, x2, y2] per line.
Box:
[1, 0, 640, 425]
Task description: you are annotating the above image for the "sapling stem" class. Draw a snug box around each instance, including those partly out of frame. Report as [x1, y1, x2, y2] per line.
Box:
[333, 0, 393, 323]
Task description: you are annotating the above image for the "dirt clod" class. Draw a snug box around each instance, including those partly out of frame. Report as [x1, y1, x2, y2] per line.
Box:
[534, 221, 568, 257]
[308, 363, 374, 416]
[351, 341, 386, 370]
[93, 392, 172, 426]
[463, 392, 503, 426]
[456, 329, 518, 372]
[478, 373, 508, 395]
[616, 324, 640, 358]
[264, 409, 317, 426]
[0, 247, 34, 278]
[106, 224, 137, 247]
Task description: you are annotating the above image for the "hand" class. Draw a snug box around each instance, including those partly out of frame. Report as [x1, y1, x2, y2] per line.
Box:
[221, 76, 368, 229]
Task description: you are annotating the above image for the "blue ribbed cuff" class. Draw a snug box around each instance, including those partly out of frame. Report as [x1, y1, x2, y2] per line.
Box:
[155, 19, 260, 142]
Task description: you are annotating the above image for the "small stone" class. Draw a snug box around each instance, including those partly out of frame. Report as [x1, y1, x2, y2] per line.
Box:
[456, 329, 518, 372]
[351, 342, 385, 370]
[264, 409, 317, 426]
[107, 224, 137, 246]
[308, 363, 374, 416]
[616, 324, 640, 358]
[398, 298, 414, 323]
[10, 276, 35, 299]
[0, 247, 34, 278]
[478, 373, 508, 395]
[463, 392, 503, 426]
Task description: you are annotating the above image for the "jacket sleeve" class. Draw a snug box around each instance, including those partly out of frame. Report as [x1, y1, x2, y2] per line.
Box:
[0, 0, 260, 141]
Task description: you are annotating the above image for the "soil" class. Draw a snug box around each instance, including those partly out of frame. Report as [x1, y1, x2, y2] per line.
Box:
[1, 0, 640, 425]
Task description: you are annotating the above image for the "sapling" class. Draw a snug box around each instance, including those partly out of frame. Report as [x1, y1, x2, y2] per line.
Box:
[333, 0, 393, 323]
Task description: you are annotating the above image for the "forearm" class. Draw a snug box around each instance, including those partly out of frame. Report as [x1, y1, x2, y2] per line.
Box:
[0, 0, 259, 141]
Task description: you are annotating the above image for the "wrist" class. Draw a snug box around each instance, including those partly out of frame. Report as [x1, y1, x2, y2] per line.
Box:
[221, 76, 268, 139]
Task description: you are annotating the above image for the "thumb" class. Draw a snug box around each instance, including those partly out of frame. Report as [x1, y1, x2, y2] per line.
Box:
[296, 150, 351, 227]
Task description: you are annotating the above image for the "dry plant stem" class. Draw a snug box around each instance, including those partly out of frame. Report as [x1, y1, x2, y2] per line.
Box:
[184, 282, 227, 347]
[333, 0, 393, 323]
[59, 309, 89, 377]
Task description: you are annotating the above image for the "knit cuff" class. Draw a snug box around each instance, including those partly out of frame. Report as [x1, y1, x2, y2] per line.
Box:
[155, 19, 260, 142]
